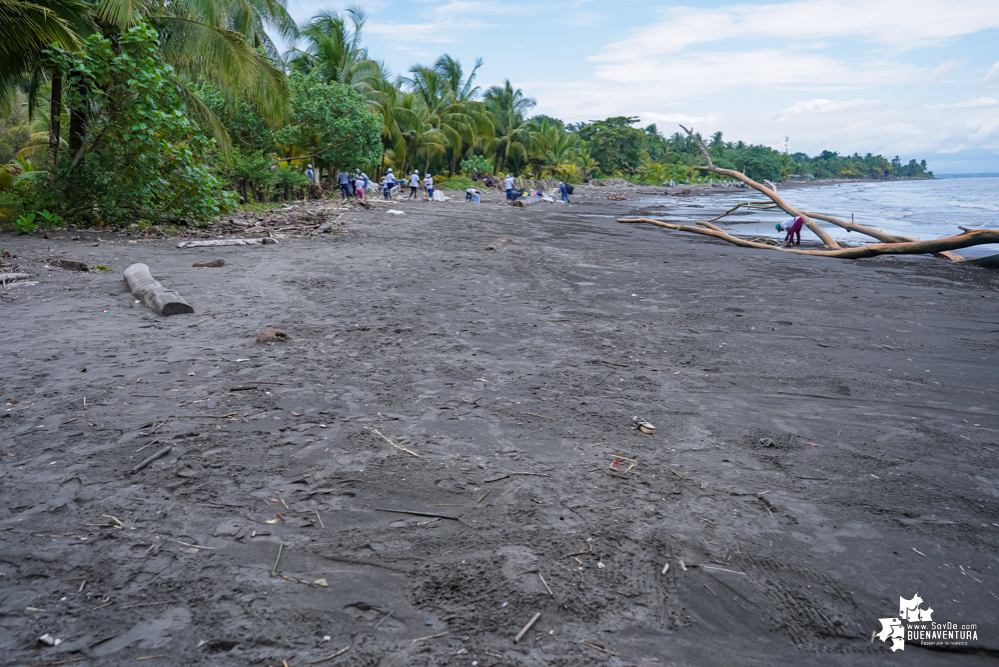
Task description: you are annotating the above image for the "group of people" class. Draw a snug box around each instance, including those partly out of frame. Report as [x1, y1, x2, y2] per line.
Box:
[333, 168, 369, 200]
[502, 174, 572, 203]
[374, 168, 436, 201]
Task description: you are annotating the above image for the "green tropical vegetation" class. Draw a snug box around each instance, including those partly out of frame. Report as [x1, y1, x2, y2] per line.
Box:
[0, 0, 935, 231]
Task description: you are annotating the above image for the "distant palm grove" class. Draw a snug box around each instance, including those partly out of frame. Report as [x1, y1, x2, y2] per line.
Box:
[0, 0, 934, 228]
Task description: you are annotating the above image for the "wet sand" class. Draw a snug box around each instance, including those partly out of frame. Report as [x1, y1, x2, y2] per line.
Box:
[1, 189, 998, 666]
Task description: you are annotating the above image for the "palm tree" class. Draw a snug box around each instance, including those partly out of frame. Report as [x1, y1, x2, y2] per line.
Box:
[285, 6, 380, 90]
[407, 56, 490, 176]
[483, 80, 535, 175]
[572, 147, 598, 181]
[0, 0, 92, 112]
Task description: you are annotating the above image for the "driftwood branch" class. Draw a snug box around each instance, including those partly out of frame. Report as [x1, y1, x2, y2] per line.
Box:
[177, 238, 278, 248]
[617, 217, 999, 260]
[124, 263, 195, 316]
[679, 125, 841, 249]
[800, 210, 963, 261]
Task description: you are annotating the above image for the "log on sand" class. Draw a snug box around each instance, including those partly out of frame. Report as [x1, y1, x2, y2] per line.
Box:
[617, 218, 999, 260]
[680, 124, 840, 249]
[177, 238, 277, 248]
[1, 272, 32, 284]
[124, 263, 194, 316]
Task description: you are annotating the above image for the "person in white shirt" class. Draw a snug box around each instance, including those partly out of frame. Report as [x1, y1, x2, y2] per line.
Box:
[424, 172, 434, 200]
[503, 174, 515, 200]
[408, 171, 420, 199]
[354, 174, 365, 200]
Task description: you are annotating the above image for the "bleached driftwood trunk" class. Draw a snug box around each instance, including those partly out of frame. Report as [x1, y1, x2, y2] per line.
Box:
[124, 263, 194, 316]
[618, 125, 999, 263]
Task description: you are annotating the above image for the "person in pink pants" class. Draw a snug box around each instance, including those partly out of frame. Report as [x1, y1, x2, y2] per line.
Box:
[777, 216, 805, 246]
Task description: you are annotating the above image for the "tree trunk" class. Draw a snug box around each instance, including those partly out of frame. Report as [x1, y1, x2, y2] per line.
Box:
[124, 263, 194, 316]
[68, 78, 86, 156]
[48, 69, 62, 178]
[617, 217, 999, 260]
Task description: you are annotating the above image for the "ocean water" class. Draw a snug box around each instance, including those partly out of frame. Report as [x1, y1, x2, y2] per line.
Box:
[702, 177, 999, 257]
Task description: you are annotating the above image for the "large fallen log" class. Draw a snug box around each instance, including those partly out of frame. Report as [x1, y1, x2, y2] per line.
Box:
[177, 238, 277, 248]
[124, 263, 194, 316]
[617, 217, 999, 260]
[680, 124, 840, 249]
[511, 195, 545, 207]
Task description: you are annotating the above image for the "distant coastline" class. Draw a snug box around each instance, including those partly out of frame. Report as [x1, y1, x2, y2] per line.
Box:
[934, 173, 999, 179]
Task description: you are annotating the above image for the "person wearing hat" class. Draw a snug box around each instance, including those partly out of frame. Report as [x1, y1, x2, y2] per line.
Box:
[424, 172, 434, 200]
[408, 170, 420, 199]
[503, 173, 515, 200]
[777, 216, 805, 246]
[382, 169, 395, 199]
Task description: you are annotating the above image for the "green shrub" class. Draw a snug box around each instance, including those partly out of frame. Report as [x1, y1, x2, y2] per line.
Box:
[459, 155, 492, 175]
[439, 176, 479, 191]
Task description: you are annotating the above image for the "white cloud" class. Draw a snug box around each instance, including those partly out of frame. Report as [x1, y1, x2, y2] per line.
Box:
[592, 50, 922, 94]
[592, 0, 999, 63]
[778, 98, 881, 118]
[926, 59, 968, 84]
[985, 61, 999, 89]
[367, 0, 518, 43]
[926, 97, 998, 109]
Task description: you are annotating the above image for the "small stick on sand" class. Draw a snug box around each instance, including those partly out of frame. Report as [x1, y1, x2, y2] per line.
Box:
[701, 565, 746, 576]
[580, 640, 618, 656]
[375, 508, 459, 521]
[514, 612, 541, 643]
[131, 446, 173, 473]
[135, 438, 160, 453]
[661, 562, 669, 574]
[538, 572, 553, 596]
[307, 646, 350, 664]
[372, 429, 421, 457]
[411, 631, 448, 645]
[485, 472, 550, 482]
[704, 584, 718, 597]
[270, 543, 283, 578]
[315, 508, 325, 528]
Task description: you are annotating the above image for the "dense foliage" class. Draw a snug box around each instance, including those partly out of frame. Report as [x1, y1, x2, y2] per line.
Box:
[0, 0, 935, 231]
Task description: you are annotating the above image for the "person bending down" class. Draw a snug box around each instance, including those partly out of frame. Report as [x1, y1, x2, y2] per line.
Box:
[777, 216, 805, 246]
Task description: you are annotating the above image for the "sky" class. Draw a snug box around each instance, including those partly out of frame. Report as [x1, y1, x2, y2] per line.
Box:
[283, 0, 999, 173]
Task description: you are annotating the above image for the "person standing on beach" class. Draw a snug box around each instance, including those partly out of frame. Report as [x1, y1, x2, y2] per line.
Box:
[559, 181, 569, 202]
[777, 216, 805, 246]
[504, 174, 515, 201]
[408, 171, 420, 199]
[384, 168, 396, 199]
[424, 172, 434, 200]
[337, 169, 351, 198]
[354, 173, 365, 200]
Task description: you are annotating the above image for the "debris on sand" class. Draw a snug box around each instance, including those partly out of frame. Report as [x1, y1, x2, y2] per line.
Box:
[256, 328, 292, 343]
[46, 258, 88, 271]
[192, 259, 225, 267]
[124, 263, 195, 316]
[485, 237, 517, 252]
[632, 416, 655, 434]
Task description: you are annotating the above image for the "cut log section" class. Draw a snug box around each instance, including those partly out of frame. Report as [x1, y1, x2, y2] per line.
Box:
[177, 238, 277, 248]
[485, 237, 517, 252]
[124, 263, 194, 316]
[511, 196, 544, 207]
[0, 272, 32, 284]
